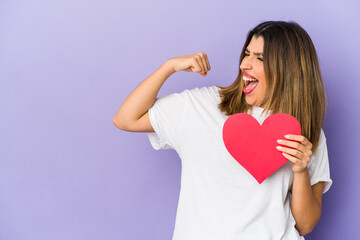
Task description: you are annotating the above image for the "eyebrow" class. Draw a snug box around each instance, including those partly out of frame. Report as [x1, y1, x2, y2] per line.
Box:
[245, 48, 263, 56]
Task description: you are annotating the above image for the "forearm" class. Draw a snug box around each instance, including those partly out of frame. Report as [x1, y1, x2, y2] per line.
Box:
[291, 168, 321, 235]
[113, 59, 176, 128]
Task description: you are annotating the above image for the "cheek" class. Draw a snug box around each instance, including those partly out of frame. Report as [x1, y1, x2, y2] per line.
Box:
[259, 81, 267, 96]
[261, 81, 267, 90]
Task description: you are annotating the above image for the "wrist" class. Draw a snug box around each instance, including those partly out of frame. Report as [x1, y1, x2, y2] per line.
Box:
[293, 167, 309, 175]
[164, 58, 177, 75]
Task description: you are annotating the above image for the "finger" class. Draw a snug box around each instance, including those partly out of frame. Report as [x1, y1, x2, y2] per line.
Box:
[284, 134, 311, 148]
[277, 139, 306, 153]
[195, 54, 206, 73]
[200, 52, 209, 72]
[282, 152, 298, 164]
[192, 57, 203, 73]
[197, 55, 207, 76]
[195, 57, 206, 76]
[204, 53, 211, 71]
[307, 149, 313, 157]
[282, 153, 308, 172]
[276, 146, 303, 159]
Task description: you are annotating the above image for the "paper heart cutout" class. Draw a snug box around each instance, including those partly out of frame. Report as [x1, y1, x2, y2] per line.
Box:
[222, 113, 301, 184]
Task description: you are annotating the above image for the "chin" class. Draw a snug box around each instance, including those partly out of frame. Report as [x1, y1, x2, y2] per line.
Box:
[245, 96, 257, 106]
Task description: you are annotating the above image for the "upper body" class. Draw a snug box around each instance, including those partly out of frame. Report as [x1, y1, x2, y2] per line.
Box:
[146, 85, 332, 240]
[113, 20, 332, 239]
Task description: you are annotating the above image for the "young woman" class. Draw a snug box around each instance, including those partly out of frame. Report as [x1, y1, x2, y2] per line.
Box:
[113, 21, 332, 239]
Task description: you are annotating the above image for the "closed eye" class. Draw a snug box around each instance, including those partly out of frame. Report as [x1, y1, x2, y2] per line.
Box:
[244, 53, 263, 61]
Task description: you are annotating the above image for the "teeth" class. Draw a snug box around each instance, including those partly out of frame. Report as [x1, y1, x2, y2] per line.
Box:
[243, 76, 258, 81]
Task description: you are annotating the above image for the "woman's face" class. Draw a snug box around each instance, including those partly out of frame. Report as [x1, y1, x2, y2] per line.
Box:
[239, 35, 267, 107]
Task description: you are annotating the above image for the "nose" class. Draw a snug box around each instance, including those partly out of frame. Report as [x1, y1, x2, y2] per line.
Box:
[239, 57, 252, 71]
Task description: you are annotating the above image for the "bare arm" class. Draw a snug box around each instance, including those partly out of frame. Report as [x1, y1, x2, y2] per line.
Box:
[113, 53, 211, 132]
[112, 60, 175, 131]
[291, 170, 324, 236]
[276, 135, 324, 236]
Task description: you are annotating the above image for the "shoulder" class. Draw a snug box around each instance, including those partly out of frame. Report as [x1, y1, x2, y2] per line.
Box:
[154, 86, 219, 107]
[312, 128, 327, 155]
[308, 128, 327, 164]
[182, 85, 219, 95]
[177, 85, 220, 104]
[182, 85, 220, 99]
[318, 128, 327, 147]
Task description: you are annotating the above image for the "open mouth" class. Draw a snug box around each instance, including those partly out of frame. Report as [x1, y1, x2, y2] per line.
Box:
[243, 76, 259, 94]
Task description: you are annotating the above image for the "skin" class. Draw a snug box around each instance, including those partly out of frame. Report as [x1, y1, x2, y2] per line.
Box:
[115, 41, 324, 235]
[277, 135, 324, 236]
[241, 36, 325, 236]
[239, 36, 267, 107]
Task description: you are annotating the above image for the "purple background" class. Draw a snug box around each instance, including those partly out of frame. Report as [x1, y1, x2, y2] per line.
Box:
[1, 0, 359, 239]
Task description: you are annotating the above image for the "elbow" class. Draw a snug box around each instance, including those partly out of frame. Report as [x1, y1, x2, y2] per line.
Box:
[297, 215, 321, 236]
[294, 203, 322, 236]
[298, 225, 315, 236]
[113, 118, 127, 131]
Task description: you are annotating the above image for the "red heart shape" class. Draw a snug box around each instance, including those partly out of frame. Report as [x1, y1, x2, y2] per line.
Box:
[222, 113, 301, 184]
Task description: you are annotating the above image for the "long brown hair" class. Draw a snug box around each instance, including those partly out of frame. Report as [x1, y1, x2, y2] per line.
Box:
[216, 21, 326, 152]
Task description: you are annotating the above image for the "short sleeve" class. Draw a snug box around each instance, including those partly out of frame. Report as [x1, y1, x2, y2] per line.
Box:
[307, 129, 333, 194]
[146, 90, 187, 150]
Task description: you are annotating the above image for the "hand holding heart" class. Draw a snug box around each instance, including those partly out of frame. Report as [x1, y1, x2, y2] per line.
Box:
[222, 113, 307, 184]
[276, 135, 313, 173]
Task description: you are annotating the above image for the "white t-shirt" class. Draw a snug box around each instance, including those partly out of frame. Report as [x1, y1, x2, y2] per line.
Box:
[147, 85, 332, 240]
